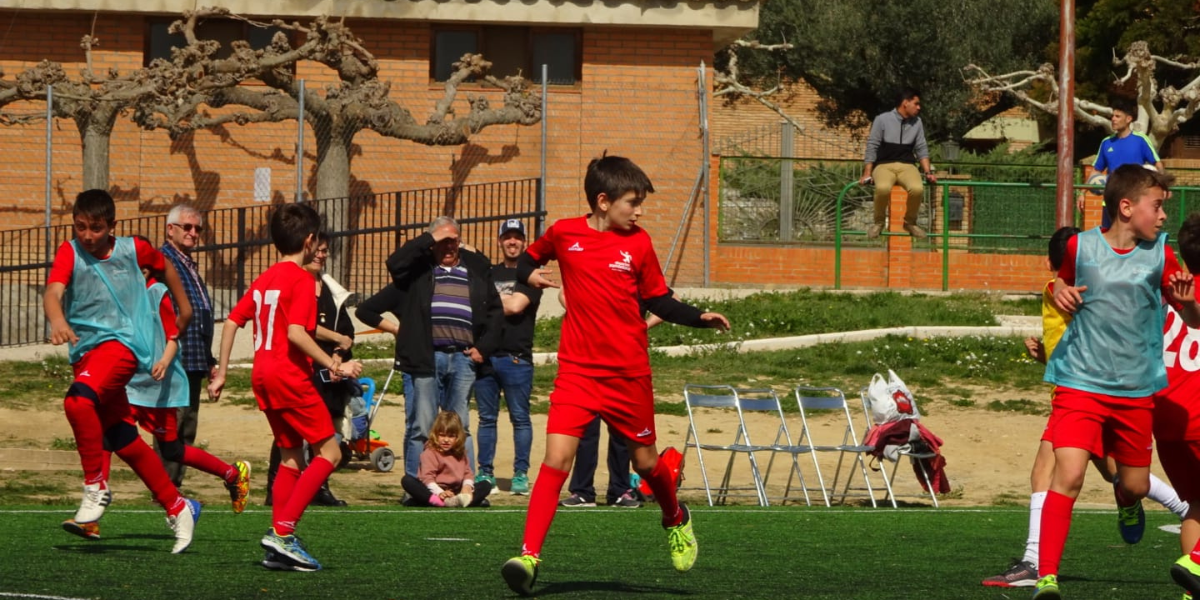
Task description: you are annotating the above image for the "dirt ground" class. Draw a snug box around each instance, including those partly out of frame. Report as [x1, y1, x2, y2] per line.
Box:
[0, 385, 1177, 512]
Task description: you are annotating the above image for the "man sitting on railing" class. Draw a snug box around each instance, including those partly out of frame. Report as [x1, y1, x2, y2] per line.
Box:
[859, 87, 938, 240]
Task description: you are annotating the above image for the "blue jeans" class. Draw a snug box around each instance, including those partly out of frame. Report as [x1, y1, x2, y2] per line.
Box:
[473, 355, 534, 475]
[402, 351, 478, 478]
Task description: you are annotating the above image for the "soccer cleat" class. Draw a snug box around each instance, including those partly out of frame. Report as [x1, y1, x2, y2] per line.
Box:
[981, 560, 1038, 587]
[226, 460, 251, 514]
[1031, 574, 1061, 599]
[262, 549, 320, 572]
[665, 503, 698, 572]
[510, 470, 530, 495]
[1115, 484, 1146, 544]
[261, 528, 321, 571]
[610, 491, 643, 508]
[501, 555, 540, 596]
[74, 481, 112, 524]
[61, 519, 101, 540]
[167, 498, 202, 554]
[558, 493, 596, 507]
[1171, 554, 1200, 597]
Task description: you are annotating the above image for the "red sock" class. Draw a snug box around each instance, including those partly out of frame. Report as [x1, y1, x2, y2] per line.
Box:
[647, 457, 683, 527]
[115, 438, 185, 516]
[274, 457, 335, 536]
[519, 464, 569, 558]
[1038, 490, 1075, 578]
[1190, 535, 1200, 565]
[63, 395, 105, 485]
[272, 464, 300, 529]
[182, 446, 235, 482]
[101, 450, 112, 482]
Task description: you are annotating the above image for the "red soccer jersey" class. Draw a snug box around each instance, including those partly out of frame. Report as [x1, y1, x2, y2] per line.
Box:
[526, 216, 670, 377]
[1154, 304, 1200, 441]
[47, 236, 165, 287]
[226, 261, 320, 410]
[1057, 232, 1185, 310]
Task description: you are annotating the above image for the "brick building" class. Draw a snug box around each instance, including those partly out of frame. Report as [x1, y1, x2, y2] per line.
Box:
[0, 0, 763, 286]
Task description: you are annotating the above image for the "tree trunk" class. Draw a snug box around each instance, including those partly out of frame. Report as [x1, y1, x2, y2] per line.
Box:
[313, 123, 355, 284]
[79, 120, 113, 192]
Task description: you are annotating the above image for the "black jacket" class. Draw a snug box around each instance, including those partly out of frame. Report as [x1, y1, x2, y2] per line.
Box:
[381, 232, 503, 376]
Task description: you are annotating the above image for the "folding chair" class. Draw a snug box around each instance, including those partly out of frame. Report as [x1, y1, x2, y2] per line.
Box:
[792, 386, 879, 507]
[858, 387, 940, 508]
[733, 387, 814, 507]
[680, 385, 802, 506]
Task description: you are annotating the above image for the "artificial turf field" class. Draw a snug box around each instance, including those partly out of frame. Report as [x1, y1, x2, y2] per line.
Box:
[0, 505, 1184, 599]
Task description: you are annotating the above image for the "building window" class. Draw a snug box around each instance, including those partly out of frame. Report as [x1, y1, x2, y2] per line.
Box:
[431, 26, 580, 86]
[145, 17, 290, 67]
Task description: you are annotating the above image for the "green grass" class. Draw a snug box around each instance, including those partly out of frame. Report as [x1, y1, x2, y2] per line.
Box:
[0, 505, 1186, 599]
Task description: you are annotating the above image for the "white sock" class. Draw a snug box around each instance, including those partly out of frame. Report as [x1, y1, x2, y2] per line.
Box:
[1023, 491, 1047, 566]
[1147, 473, 1190, 519]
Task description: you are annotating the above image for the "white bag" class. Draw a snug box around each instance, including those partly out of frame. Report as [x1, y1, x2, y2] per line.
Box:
[867, 369, 920, 425]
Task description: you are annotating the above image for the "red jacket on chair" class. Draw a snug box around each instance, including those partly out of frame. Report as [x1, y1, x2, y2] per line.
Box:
[864, 418, 950, 494]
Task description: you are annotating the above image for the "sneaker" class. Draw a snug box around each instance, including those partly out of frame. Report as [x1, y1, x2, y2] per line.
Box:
[1115, 483, 1146, 544]
[74, 481, 111, 523]
[261, 549, 320, 572]
[665, 503, 698, 572]
[981, 560, 1038, 587]
[1171, 554, 1200, 597]
[904, 223, 928, 239]
[511, 471, 530, 495]
[475, 471, 497, 494]
[609, 491, 643, 508]
[866, 224, 883, 239]
[501, 555, 540, 596]
[1031, 574, 1061, 599]
[61, 519, 101, 540]
[558, 493, 596, 507]
[261, 528, 321, 571]
[167, 498, 202, 554]
[226, 460, 251, 514]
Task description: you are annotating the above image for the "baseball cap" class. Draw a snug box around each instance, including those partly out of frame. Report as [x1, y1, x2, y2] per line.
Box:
[499, 219, 526, 237]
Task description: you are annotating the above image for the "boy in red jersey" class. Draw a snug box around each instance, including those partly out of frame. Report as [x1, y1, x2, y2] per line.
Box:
[1163, 213, 1200, 599]
[43, 189, 201, 553]
[1032, 164, 1200, 599]
[501, 155, 730, 595]
[208, 204, 362, 572]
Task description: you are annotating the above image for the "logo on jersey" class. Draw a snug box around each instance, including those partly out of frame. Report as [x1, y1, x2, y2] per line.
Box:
[635, 427, 653, 438]
[568, 242, 584, 252]
[609, 250, 633, 273]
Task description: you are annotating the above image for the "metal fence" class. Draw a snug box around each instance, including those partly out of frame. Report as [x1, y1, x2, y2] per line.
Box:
[0, 178, 542, 348]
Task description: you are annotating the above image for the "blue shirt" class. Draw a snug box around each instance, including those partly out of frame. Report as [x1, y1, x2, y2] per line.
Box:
[1093, 132, 1159, 174]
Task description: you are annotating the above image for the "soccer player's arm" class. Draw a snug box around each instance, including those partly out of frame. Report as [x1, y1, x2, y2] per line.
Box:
[43, 241, 77, 345]
[209, 290, 255, 401]
[137, 239, 192, 334]
[517, 226, 558, 289]
[1051, 235, 1083, 314]
[285, 279, 361, 380]
[1163, 247, 1200, 327]
[637, 245, 729, 331]
[153, 295, 180, 381]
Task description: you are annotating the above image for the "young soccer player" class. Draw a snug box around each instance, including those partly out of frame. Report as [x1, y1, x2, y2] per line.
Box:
[981, 226, 1189, 587]
[208, 204, 363, 572]
[501, 155, 730, 595]
[1162, 213, 1200, 600]
[62, 259, 252, 540]
[44, 189, 201, 553]
[1032, 164, 1200, 599]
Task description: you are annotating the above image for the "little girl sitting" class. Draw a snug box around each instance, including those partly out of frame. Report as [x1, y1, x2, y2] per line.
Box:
[401, 411, 492, 507]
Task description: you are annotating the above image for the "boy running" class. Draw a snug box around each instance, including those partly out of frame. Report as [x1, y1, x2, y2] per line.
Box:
[209, 204, 362, 571]
[1033, 164, 1200, 599]
[44, 189, 201, 553]
[501, 155, 730, 595]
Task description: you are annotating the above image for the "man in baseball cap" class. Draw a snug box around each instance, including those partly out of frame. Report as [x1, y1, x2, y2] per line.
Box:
[499, 219, 526, 238]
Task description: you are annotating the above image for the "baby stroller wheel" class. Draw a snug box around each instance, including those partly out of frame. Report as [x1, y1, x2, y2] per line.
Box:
[370, 447, 395, 473]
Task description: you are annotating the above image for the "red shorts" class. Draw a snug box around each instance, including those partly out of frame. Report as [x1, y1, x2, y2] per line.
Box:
[1157, 440, 1200, 504]
[71, 340, 138, 429]
[252, 373, 323, 412]
[264, 401, 336, 449]
[130, 406, 178, 443]
[546, 372, 656, 445]
[1048, 386, 1154, 467]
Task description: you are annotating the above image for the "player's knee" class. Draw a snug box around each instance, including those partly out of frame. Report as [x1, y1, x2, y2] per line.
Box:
[102, 422, 139, 452]
[159, 439, 185, 462]
[1119, 477, 1150, 499]
[64, 382, 100, 405]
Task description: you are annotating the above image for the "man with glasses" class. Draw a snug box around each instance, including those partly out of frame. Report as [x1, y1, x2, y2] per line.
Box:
[159, 204, 216, 487]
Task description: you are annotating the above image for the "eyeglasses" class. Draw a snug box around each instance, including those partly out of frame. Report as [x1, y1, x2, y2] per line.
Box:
[315, 247, 330, 255]
[171, 223, 204, 234]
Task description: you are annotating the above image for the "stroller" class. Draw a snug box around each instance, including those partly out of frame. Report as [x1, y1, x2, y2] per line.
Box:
[341, 376, 396, 472]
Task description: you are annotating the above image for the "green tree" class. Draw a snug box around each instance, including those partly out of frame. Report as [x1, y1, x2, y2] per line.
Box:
[726, 0, 1057, 140]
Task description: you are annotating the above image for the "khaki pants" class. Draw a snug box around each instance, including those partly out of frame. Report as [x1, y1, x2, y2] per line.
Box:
[872, 162, 924, 228]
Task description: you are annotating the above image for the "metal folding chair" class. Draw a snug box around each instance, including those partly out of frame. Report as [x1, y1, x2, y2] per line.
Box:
[734, 387, 814, 507]
[857, 387, 940, 508]
[792, 386, 879, 507]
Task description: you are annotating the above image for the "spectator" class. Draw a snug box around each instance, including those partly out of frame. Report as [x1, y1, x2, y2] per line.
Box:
[1087, 97, 1164, 229]
[860, 88, 937, 239]
[474, 219, 541, 496]
[401, 411, 492, 507]
[384, 216, 503, 478]
[158, 203, 216, 487]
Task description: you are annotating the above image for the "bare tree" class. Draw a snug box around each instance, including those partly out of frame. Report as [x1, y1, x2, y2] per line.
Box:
[965, 41, 1200, 150]
[714, 39, 800, 131]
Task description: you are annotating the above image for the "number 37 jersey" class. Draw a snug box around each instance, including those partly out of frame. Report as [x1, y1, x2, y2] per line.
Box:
[227, 261, 319, 410]
[1155, 304, 1200, 442]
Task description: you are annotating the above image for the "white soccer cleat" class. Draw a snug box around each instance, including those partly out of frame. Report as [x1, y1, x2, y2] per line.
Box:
[74, 481, 112, 524]
[168, 498, 202, 554]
